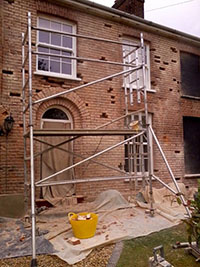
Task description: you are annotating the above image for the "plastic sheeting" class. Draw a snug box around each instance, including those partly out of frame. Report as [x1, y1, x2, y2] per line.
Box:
[0, 218, 55, 259]
[0, 187, 192, 264]
[37, 189, 186, 265]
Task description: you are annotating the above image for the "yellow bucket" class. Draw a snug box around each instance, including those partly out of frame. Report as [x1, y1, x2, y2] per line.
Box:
[68, 212, 98, 239]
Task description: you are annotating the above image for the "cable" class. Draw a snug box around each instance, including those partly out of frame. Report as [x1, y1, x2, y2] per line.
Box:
[145, 0, 195, 12]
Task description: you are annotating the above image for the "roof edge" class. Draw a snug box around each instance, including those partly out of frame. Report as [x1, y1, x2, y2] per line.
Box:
[48, 0, 200, 46]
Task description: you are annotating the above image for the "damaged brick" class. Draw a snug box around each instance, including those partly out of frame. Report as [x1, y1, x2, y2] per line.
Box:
[170, 47, 177, 53]
[107, 87, 113, 93]
[104, 24, 112, 28]
[10, 92, 21, 97]
[100, 112, 108, 118]
[2, 70, 13, 75]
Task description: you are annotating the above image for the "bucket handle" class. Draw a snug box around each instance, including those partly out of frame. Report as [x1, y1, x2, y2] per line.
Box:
[68, 212, 76, 221]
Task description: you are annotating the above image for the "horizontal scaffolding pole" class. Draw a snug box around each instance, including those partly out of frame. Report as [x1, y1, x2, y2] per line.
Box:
[36, 130, 145, 185]
[36, 175, 144, 187]
[25, 129, 141, 137]
[33, 66, 142, 105]
[33, 51, 139, 68]
[32, 26, 140, 48]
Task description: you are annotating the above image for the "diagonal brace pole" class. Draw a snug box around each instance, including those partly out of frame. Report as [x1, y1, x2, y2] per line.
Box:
[33, 66, 142, 105]
[149, 126, 191, 217]
[33, 137, 131, 177]
[36, 131, 145, 185]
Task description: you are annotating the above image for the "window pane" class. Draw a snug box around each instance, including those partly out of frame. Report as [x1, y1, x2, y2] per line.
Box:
[38, 58, 49, 71]
[62, 63, 71, 75]
[39, 18, 50, 29]
[50, 60, 60, 73]
[43, 108, 68, 120]
[63, 24, 72, 33]
[63, 36, 72, 48]
[39, 31, 50, 43]
[62, 51, 71, 63]
[50, 22, 61, 46]
[50, 49, 60, 61]
[38, 46, 49, 58]
[51, 21, 61, 31]
[51, 33, 61, 46]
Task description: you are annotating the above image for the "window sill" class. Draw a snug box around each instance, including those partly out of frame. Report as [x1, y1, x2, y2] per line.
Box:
[34, 71, 82, 81]
[147, 88, 156, 93]
[184, 174, 200, 178]
[181, 95, 200, 100]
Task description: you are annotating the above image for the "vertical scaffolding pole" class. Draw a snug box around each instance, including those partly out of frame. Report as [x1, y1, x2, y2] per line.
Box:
[140, 33, 154, 216]
[27, 12, 37, 267]
[22, 33, 28, 213]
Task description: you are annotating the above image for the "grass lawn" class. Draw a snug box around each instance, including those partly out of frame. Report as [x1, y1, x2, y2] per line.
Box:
[117, 223, 200, 267]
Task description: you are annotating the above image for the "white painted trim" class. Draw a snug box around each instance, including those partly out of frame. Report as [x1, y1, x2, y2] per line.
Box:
[34, 71, 81, 81]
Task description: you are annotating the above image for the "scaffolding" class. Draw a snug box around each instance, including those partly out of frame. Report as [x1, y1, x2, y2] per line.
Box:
[22, 12, 191, 266]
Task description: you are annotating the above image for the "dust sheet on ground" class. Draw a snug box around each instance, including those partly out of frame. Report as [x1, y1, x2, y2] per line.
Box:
[36, 187, 191, 265]
[0, 217, 55, 259]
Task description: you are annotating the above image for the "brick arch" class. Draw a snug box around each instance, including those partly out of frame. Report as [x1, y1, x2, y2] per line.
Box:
[34, 89, 91, 129]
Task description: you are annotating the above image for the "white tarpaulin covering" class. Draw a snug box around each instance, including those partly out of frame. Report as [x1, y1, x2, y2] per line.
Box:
[37, 187, 193, 265]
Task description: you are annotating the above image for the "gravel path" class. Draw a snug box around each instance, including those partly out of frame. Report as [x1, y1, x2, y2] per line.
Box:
[0, 244, 115, 267]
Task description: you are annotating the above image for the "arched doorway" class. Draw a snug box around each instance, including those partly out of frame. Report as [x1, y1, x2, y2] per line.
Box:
[41, 107, 75, 204]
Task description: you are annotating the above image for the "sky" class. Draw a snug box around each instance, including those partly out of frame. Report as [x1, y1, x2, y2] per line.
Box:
[88, 0, 200, 37]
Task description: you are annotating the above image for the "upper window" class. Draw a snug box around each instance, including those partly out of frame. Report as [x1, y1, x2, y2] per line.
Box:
[36, 15, 77, 79]
[123, 39, 151, 92]
[180, 51, 200, 98]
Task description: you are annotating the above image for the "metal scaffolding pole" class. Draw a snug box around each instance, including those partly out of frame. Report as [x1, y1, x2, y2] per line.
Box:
[21, 11, 190, 265]
[33, 26, 140, 48]
[150, 126, 191, 217]
[28, 12, 37, 267]
[33, 66, 141, 105]
[36, 131, 145, 186]
[22, 33, 28, 214]
[140, 33, 154, 216]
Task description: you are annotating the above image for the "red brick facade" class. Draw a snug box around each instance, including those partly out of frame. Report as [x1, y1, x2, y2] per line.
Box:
[113, 0, 145, 18]
[0, 0, 200, 200]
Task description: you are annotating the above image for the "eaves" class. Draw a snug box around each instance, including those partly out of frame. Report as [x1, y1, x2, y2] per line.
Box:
[46, 0, 200, 48]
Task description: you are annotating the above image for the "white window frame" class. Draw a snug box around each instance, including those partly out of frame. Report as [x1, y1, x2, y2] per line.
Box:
[123, 38, 154, 92]
[35, 14, 79, 80]
[124, 112, 153, 175]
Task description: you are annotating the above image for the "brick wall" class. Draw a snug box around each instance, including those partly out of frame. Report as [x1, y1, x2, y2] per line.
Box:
[0, 0, 200, 201]
[112, 0, 145, 18]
